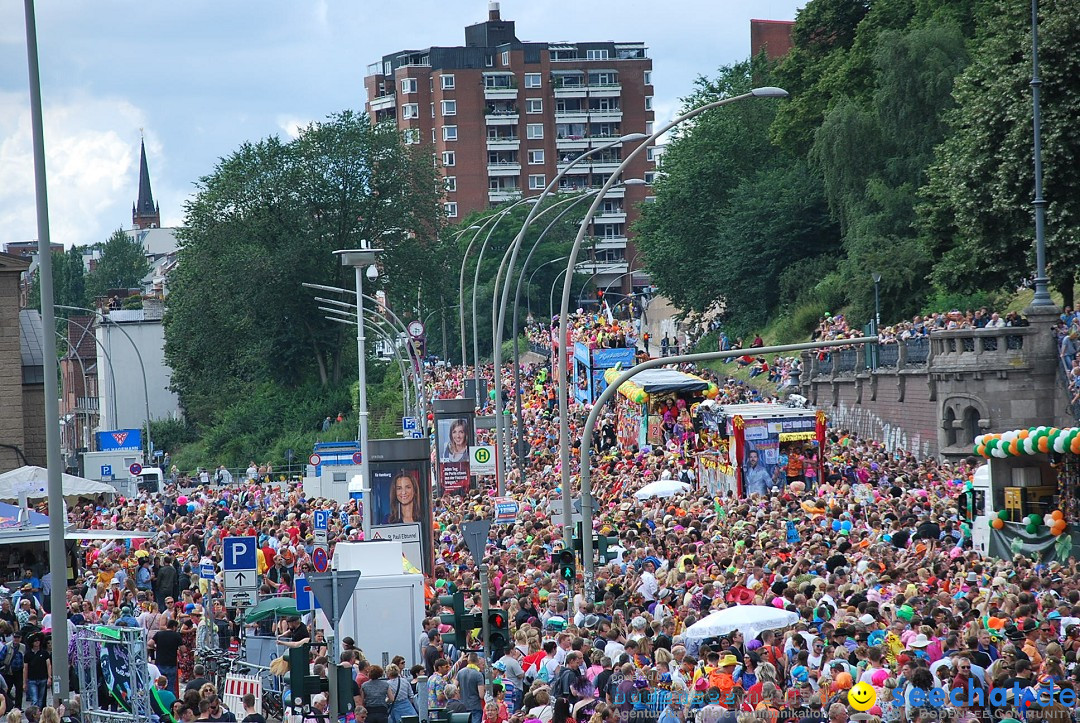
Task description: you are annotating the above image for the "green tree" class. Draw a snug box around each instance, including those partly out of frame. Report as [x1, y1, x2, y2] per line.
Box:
[920, 0, 1080, 306]
[29, 245, 89, 312]
[164, 111, 444, 425]
[86, 230, 150, 300]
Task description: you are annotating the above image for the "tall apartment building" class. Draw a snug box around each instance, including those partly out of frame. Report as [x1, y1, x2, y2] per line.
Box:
[363, 2, 656, 292]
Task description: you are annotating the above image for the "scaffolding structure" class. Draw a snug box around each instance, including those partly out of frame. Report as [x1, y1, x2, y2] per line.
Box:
[73, 625, 152, 723]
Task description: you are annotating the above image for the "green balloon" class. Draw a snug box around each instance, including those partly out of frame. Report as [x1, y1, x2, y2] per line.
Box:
[997, 510, 1009, 520]
[988, 518, 997, 528]
[1027, 524, 1039, 535]
[1029, 514, 1042, 526]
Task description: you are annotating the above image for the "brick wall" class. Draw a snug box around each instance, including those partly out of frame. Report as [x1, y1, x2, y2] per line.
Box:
[807, 372, 939, 458]
[21, 385, 46, 466]
[0, 261, 26, 473]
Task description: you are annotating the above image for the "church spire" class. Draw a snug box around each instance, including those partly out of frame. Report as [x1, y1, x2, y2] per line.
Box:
[132, 136, 160, 230]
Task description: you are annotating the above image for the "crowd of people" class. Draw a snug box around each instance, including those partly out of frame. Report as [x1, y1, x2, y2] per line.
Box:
[6, 310, 1077, 723]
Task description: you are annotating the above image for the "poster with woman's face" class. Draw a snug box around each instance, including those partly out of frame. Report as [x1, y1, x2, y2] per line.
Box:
[436, 417, 472, 495]
[370, 463, 432, 574]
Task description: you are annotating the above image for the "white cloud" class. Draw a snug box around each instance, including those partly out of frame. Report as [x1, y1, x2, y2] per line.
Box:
[277, 115, 310, 140]
[0, 90, 148, 247]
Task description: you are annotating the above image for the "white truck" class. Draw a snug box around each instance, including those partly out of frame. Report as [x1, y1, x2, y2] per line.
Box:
[81, 449, 164, 497]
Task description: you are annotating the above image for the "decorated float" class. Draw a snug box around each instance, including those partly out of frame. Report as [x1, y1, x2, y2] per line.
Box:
[605, 367, 718, 449]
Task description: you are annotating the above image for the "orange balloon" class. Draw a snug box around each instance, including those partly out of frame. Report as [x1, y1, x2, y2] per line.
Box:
[977, 445, 987, 457]
[1012, 439, 1023, 455]
[1019, 429, 1030, 439]
[1039, 437, 1050, 453]
[992, 518, 1005, 530]
[1052, 521, 1067, 535]
[1052, 510, 1064, 521]
[1071, 436, 1080, 455]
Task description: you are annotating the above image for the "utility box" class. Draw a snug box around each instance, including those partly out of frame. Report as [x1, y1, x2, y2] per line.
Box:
[334, 541, 426, 667]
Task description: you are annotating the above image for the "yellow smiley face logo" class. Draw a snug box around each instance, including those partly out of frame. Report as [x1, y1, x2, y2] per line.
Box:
[848, 682, 877, 712]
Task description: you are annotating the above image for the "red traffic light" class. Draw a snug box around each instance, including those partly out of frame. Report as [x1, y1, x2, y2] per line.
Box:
[489, 611, 506, 628]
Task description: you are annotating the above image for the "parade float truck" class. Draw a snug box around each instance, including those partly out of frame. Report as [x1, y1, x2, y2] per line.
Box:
[700, 403, 824, 498]
[574, 343, 636, 403]
[969, 427, 1078, 562]
[605, 367, 718, 450]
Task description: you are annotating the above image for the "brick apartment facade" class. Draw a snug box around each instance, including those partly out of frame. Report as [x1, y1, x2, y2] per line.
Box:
[363, 2, 656, 293]
[0, 252, 46, 474]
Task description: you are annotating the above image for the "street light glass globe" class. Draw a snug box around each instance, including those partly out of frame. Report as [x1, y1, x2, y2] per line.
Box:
[366, 265, 379, 281]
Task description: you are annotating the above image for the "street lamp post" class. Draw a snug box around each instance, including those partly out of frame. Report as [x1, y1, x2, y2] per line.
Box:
[58, 305, 153, 459]
[334, 248, 382, 540]
[557, 87, 788, 549]
[1028, 0, 1053, 308]
[22, 0, 69, 701]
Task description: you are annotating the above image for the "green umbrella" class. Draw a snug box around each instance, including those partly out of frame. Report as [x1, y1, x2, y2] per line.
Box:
[244, 596, 300, 623]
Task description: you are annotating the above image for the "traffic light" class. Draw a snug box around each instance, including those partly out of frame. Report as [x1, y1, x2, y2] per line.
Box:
[440, 591, 483, 651]
[488, 610, 510, 660]
[557, 549, 576, 582]
[597, 534, 620, 564]
[597, 288, 605, 302]
[334, 665, 357, 717]
[287, 643, 316, 710]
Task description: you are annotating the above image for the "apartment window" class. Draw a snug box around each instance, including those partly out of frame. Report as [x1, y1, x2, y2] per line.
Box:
[644, 171, 657, 184]
[401, 78, 417, 94]
[445, 176, 457, 192]
[646, 121, 654, 134]
[586, 49, 610, 60]
[644, 71, 652, 86]
[525, 73, 542, 88]
[501, 50, 510, 66]
[485, 54, 494, 67]
[528, 149, 545, 165]
[526, 98, 543, 114]
[442, 151, 456, 167]
[445, 202, 458, 218]
[384, 61, 392, 75]
[443, 125, 458, 141]
[442, 100, 457, 116]
[646, 146, 658, 161]
[429, 77, 434, 92]
[526, 124, 544, 139]
[431, 103, 435, 118]
[402, 103, 419, 119]
[441, 74, 456, 90]
[431, 128, 436, 143]
[645, 96, 653, 110]
[529, 174, 546, 190]
[403, 128, 420, 145]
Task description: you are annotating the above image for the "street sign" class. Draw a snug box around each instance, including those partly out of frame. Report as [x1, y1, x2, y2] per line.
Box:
[128, 463, 142, 476]
[408, 320, 425, 338]
[200, 562, 215, 580]
[312, 546, 329, 574]
[493, 497, 519, 524]
[409, 431, 424, 439]
[308, 453, 322, 467]
[308, 570, 362, 622]
[222, 536, 258, 608]
[402, 417, 419, 432]
[351, 451, 363, 465]
[100, 464, 113, 481]
[462, 519, 492, 566]
[313, 509, 329, 546]
[469, 445, 496, 475]
[295, 575, 321, 612]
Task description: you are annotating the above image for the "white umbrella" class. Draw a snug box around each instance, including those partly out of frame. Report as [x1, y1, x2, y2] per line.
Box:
[0, 466, 115, 501]
[634, 479, 690, 500]
[683, 605, 800, 642]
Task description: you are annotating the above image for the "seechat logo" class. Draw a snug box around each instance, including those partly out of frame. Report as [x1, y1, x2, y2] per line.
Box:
[890, 680, 1078, 710]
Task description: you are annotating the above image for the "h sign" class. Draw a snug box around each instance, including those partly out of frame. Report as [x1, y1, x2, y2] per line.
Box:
[223, 536, 257, 571]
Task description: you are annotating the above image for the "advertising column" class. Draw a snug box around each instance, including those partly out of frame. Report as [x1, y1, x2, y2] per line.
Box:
[368, 437, 435, 576]
[433, 398, 475, 497]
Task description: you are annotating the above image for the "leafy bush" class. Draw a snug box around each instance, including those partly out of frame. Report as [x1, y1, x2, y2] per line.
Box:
[921, 289, 1006, 316]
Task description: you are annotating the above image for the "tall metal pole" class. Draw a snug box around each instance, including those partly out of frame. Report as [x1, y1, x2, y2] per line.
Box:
[355, 263, 372, 539]
[23, 0, 69, 702]
[1029, 0, 1053, 308]
[557, 87, 787, 550]
[577, 336, 877, 601]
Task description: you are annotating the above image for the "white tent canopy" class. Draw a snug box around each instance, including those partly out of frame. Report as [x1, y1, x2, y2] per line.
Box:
[0, 466, 114, 501]
[634, 479, 690, 500]
[683, 605, 800, 642]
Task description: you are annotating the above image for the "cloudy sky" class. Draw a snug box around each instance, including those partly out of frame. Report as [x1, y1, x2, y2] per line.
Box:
[0, 0, 802, 249]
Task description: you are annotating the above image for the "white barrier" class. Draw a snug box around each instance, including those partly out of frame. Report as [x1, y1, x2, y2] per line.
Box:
[223, 673, 262, 716]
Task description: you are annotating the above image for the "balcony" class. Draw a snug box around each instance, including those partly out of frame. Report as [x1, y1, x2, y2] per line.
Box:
[369, 94, 396, 111]
[554, 84, 588, 99]
[75, 396, 100, 413]
[485, 111, 519, 126]
[592, 237, 628, 249]
[588, 83, 622, 98]
[594, 210, 627, 224]
[489, 189, 522, 203]
[486, 136, 520, 150]
[556, 136, 589, 151]
[487, 162, 521, 176]
[484, 85, 518, 100]
[556, 160, 591, 175]
[576, 261, 629, 275]
[587, 134, 623, 148]
[589, 109, 623, 122]
[590, 160, 623, 173]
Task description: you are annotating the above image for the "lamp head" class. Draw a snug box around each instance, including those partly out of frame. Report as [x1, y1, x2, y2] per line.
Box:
[872, 273, 882, 284]
[618, 132, 648, 143]
[621, 179, 648, 187]
[366, 265, 379, 281]
[750, 87, 789, 98]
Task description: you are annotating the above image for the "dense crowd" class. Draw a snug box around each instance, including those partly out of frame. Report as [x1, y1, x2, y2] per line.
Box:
[7, 311, 1076, 723]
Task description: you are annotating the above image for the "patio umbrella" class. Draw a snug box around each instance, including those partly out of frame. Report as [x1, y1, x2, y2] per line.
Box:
[633, 479, 690, 500]
[683, 605, 799, 642]
[243, 596, 299, 623]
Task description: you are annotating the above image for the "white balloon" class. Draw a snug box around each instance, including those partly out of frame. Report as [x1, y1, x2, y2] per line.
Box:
[1054, 434, 1068, 454]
